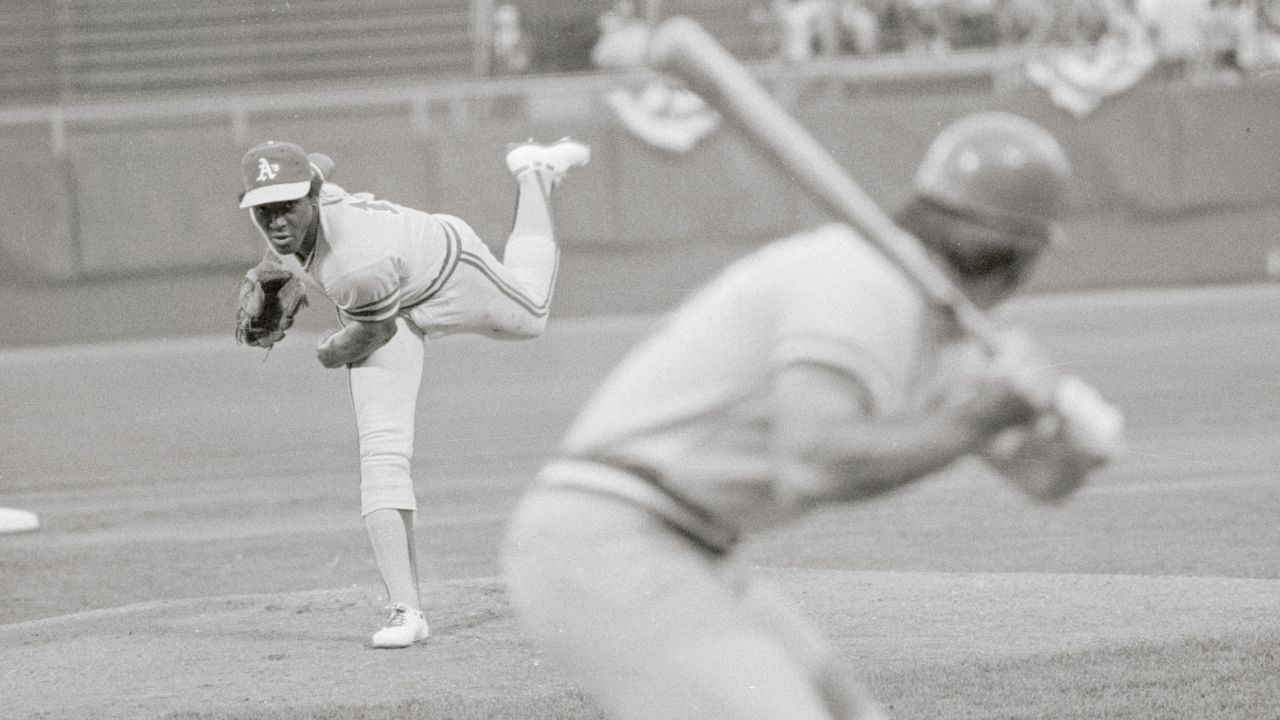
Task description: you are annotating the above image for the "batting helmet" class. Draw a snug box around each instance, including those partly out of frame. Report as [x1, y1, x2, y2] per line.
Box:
[912, 111, 1072, 238]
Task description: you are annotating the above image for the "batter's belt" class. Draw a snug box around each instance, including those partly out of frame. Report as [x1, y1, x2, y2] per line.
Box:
[537, 457, 741, 556]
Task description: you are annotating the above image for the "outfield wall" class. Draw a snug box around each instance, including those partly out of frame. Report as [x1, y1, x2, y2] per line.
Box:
[2, 67, 1278, 297]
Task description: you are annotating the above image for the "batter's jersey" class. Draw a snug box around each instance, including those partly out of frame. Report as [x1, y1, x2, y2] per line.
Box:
[559, 224, 969, 533]
[268, 183, 461, 323]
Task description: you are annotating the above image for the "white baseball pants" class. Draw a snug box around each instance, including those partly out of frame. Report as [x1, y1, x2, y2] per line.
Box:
[502, 480, 887, 720]
[350, 214, 558, 515]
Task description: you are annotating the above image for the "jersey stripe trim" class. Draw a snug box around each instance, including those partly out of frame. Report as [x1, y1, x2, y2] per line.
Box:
[342, 292, 401, 321]
[401, 218, 463, 311]
[345, 287, 401, 313]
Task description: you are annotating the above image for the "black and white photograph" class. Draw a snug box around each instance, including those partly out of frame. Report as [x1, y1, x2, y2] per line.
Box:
[2, 1, 1278, 718]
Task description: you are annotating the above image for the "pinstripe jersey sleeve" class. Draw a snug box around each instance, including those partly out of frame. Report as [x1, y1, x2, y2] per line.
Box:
[329, 257, 402, 323]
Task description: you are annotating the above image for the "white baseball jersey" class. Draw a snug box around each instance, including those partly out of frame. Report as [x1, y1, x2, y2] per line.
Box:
[269, 183, 462, 324]
[258, 181, 561, 517]
[556, 223, 970, 535]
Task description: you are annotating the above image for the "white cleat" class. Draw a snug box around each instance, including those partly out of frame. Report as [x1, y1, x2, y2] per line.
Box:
[370, 603, 429, 649]
[505, 137, 591, 188]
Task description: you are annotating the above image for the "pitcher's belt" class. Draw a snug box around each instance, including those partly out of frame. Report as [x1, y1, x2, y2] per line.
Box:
[538, 457, 740, 556]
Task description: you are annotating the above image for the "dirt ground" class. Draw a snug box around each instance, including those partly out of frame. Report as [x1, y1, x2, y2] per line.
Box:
[4, 570, 1277, 719]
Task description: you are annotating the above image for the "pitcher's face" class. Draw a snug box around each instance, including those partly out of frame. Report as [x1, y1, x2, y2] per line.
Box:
[252, 197, 315, 255]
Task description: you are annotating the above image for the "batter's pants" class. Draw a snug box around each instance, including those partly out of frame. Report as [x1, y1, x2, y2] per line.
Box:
[502, 482, 887, 720]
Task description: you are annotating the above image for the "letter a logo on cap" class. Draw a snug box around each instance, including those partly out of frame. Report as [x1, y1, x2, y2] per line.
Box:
[240, 140, 315, 209]
[257, 157, 280, 181]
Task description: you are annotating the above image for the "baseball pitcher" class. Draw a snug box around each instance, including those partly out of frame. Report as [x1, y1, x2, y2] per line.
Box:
[235, 137, 589, 648]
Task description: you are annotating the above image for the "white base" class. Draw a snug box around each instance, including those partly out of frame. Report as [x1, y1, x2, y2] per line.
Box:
[0, 507, 40, 534]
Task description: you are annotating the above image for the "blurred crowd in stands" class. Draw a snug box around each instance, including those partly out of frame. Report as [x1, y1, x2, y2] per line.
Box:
[488, 0, 1280, 79]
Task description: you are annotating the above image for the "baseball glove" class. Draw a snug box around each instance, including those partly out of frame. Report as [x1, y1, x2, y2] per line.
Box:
[235, 263, 308, 348]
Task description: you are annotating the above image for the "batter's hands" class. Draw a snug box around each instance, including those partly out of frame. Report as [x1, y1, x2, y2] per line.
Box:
[975, 335, 1126, 503]
[975, 329, 1125, 459]
[985, 388, 1122, 503]
[944, 329, 1058, 442]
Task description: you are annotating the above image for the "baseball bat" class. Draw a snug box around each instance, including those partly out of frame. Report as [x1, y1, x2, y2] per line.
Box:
[646, 16, 1000, 350]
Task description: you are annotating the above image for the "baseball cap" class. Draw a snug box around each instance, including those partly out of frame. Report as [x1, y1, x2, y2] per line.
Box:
[239, 140, 319, 209]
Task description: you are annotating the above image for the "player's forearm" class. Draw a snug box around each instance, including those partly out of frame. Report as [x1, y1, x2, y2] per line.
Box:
[317, 318, 397, 368]
[779, 407, 997, 504]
